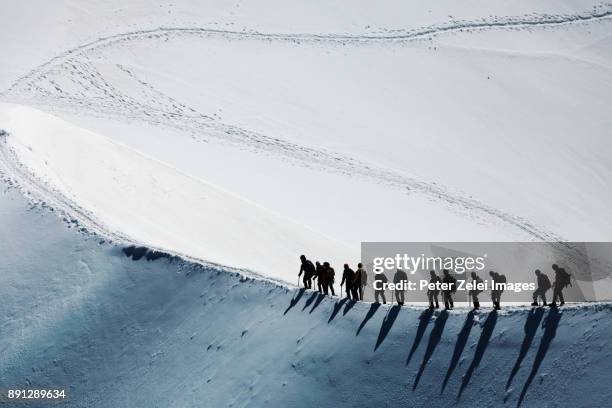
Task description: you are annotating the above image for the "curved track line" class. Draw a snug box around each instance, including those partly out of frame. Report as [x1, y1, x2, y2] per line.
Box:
[2, 8, 610, 270]
[2, 7, 611, 95]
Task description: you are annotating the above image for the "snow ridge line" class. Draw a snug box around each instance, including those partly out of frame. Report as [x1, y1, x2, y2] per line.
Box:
[3, 7, 612, 95]
[1, 9, 609, 274]
[0, 139, 294, 288]
[0, 105, 603, 277]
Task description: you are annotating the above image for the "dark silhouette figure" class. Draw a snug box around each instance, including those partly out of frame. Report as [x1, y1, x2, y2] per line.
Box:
[442, 269, 457, 310]
[489, 270, 506, 310]
[550, 264, 570, 307]
[393, 269, 408, 306]
[326, 263, 336, 296]
[320, 261, 331, 295]
[469, 272, 484, 309]
[441, 310, 475, 394]
[321, 262, 336, 296]
[518, 308, 562, 407]
[309, 293, 326, 314]
[351, 264, 362, 300]
[374, 272, 388, 304]
[406, 308, 434, 366]
[284, 288, 306, 315]
[374, 305, 401, 351]
[457, 310, 498, 399]
[314, 261, 325, 293]
[355, 263, 368, 300]
[356, 303, 381, 336]
[328, 298, 348, 323]
[427, 270, 441, 309]
[506, 308, 545, 391]
[341, 264, 356, 300]
[413, 310, 449, 390]
[531, 269, 551, 306]
[298, 255, 315, 289]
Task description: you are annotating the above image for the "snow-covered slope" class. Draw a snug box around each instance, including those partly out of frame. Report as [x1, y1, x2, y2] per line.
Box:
[1, 1, 611, 281]
[1, 185, 611, 408]
[0, 104, 354, 281]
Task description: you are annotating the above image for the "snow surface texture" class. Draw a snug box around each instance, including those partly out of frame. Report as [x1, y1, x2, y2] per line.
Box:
[1, 1, 612, 283]
[1, 185, 611, 408]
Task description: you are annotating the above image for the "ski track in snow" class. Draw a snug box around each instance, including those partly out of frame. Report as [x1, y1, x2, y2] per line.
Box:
[1, 8, 611, 274]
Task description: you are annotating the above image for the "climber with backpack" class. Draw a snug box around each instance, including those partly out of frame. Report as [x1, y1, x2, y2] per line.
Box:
[469, 271, 484, 310]
[298, 255, 315, 289]
[489, 270, 506, 310]
[531, 269, 551, 306]
[442, 269, 457, 310]
[551, 264, 571, 307]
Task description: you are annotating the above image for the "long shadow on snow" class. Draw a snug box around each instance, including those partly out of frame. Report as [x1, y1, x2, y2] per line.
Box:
[356, 303, 381, 336]
[309, 293, 326, 314]
[406, 309, 434, 366]
[328, 298, 349, 323]
[302, 291, 319, 311]
[284, 288, 306, 315]
[413, 310, 449, 390]
[505, 308, 545, 392]
[517, 308, 562, 407]
[441, 310, 475, 394]
[457, 310, 498, 399]
[343, 299, 357, 316]
[374, 305, 401, 351]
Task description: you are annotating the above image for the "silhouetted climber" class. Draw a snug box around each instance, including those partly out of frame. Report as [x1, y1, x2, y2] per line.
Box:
[341, 264, 356, 300]
[314, 261, 325, 293]
[298, 255, 315, 289]
[355, 263, 368, 301]
[326, 262, 336, 296]
[393, 269, 408, 306]
[442, 269, 456, 310]
[374, 271, 388, 304]
[427, 270, 441, 309]
[469, 271, 484, 309]
[351, 264, 362, 300]
[489, 270, 506, 310]
[320, 262, 331, 295]
[551, 264, 571, 307]
[531, 269, 551, 306]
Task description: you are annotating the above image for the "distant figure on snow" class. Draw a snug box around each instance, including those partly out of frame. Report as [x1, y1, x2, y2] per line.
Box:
[531, 269, 551, 306]
[427, 270, 441, 309]
[489, 270, 506, 310]
[469, 271, 484, 310]
[374, 270, 388, 304]
[393, 269, 408, 306]
[298, 255, 315, 289]
[355, 263, 368, 301]
[326, 262, 336, 296]
[442, 269, 457, 310]
[314, 261, 325, 294]
[341, 264, 356, 300]
[551, 264, 571, 307]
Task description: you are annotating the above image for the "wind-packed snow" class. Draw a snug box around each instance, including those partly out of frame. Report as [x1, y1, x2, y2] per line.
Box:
[1, 2, 611, 405]
[0, 104, 354, 281]
[1, 185, 611, 407]
[1, 2, 611, 279]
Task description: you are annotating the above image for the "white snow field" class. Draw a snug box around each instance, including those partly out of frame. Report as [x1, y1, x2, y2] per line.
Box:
[1, 0, 612, 284]
[0, 104, 354, 279]
[1, 1, 612, 407]
[1, 186, 611, 408]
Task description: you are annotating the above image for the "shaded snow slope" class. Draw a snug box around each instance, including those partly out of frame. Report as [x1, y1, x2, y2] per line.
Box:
[1, 184, 611, 408]
[0, 104, 354, 282]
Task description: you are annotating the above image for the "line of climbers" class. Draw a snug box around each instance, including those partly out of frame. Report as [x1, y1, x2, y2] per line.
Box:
[299, 255, 572, 309]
